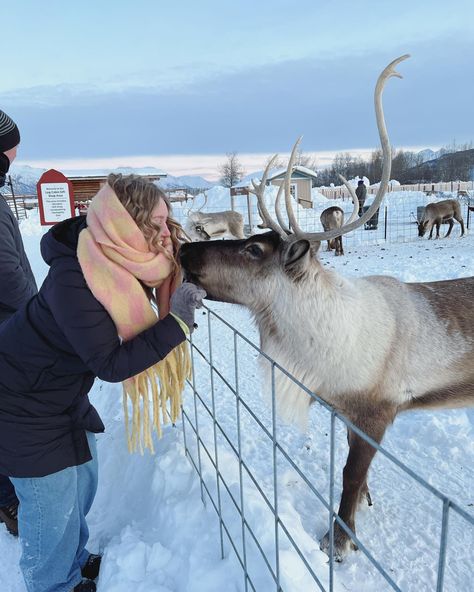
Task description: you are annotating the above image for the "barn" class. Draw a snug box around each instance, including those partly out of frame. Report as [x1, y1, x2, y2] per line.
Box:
[232, 165, 318, 209]
[68, 171, 167, 213]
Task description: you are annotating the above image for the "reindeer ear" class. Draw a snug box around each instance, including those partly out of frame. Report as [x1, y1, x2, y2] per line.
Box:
[281, 239, 311, 270]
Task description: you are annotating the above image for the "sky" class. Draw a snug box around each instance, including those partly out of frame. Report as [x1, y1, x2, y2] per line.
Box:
[3, 0, 474, 179]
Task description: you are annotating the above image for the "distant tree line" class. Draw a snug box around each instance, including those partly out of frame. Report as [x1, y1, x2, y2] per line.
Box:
[316, 141, 474, 186]
[218, 140, 474, 189]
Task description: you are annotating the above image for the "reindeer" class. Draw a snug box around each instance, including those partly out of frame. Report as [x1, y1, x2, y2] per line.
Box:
[179, 55, 474, 561]
[320, 206, 345, 255]
[417, 199, 465, 239]
[185, 210, 245, 241]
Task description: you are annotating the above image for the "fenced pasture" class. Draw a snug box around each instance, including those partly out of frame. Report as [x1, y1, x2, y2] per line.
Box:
[177, 198, 474, 591]
[318, 181, 474, 201]
[6, 181, 473, 251]
[171, 187, 473, 249]
[182, 302, 474, 592]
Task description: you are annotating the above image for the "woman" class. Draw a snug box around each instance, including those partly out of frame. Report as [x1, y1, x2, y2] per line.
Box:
[0, 174, 205, 592]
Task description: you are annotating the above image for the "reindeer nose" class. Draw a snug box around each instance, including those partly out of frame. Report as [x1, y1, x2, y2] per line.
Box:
[179, 242, 192, 267]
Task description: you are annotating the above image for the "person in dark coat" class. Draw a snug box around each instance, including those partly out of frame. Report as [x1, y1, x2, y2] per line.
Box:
[0, 108, 38, 537]
[0, 173, 205, 592]
[355, 179, 367, 216]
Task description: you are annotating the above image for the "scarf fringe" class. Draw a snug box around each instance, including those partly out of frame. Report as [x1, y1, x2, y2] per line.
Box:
[122, 341, 192, 454]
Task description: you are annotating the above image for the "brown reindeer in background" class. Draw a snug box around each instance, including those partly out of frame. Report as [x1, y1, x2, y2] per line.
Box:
[180, 55, 474, 561]
[417, 199, 465, 239]
[320, 206, 345, 255]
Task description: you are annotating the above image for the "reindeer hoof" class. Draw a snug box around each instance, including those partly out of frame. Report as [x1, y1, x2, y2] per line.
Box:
[319, 525, 358, 562]
[359, 484, 373, 507]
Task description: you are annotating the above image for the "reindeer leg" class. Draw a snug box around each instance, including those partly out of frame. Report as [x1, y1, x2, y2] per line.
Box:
[445, 219, 454, 238]
[455, 216, 465, 237]
[345, 428, 372, 505]
[320, 404, 395, 561]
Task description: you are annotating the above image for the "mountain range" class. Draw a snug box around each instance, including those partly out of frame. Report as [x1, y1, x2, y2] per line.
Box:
[400, 148, 474, 183]
[1, 165, 215, 196]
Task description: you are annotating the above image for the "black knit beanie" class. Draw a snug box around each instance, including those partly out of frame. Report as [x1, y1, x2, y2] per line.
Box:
[0, 109, 21, 153]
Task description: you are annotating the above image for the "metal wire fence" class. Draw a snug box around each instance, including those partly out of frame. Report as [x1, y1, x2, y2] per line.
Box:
[181, 305, 474, 592]
[171, 192, 474, 249]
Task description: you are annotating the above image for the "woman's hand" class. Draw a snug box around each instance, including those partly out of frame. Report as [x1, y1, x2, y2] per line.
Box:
[170, 283, 207, 333]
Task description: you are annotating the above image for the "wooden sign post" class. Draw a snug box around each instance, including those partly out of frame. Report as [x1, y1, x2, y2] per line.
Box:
[230, 186, 253, 229]
[37, 169, 75, 226]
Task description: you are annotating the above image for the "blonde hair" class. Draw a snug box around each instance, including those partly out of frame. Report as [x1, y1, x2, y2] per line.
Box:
[107, 173, 187, 272]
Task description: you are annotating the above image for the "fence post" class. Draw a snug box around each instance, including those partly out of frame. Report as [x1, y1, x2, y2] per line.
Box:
[436, 500, 450, 592]
[247, 193, 253, 231]
[7, 175, 20, 221]
[234, 334, 249, 592]
[271, 363, 281, 591]
[384, 205, 388, 240]
[208, 313, 225, 560]
[329, 412, 336, 592]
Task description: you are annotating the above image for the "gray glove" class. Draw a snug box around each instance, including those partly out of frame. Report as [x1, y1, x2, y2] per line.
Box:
[170, 283, 207, 333]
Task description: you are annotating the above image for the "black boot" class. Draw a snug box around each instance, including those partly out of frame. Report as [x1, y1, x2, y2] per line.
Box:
[73, 580, 96, 592]
[0, 500, 19, 536]
[81, 554, 102, 580]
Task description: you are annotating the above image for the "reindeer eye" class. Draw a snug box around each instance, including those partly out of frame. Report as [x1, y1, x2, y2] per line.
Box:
[245, 244, 264, 258]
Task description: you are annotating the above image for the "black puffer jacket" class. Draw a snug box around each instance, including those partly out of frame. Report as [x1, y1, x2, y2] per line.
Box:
[0, 216, 185, 477]
[0, 196, 37, 322]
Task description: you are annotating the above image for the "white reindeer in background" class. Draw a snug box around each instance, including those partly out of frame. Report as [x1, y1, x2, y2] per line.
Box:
[185, 210, 245, 241]
[184, 191, 245, 241]
[180, 55, 474, 560]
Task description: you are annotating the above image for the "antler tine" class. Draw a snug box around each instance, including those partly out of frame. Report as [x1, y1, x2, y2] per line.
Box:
[282, 136, 305, 236]
[337, 174, 360, 224]
[249, 154, 287, 238]
[295, 54, 410, 243]
[274, 181, 291, 235]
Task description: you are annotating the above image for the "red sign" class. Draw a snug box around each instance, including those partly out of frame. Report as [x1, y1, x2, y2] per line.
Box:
[37, 169, 75, 226]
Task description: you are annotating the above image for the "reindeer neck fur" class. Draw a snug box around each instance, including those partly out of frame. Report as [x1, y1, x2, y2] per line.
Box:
[253, 261, 473, 427]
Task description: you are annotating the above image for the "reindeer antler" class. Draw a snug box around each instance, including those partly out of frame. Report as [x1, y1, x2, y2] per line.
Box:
[251, 137, 303, 237]
[250, 154, 290, 238]
[254, 54, 410, 241]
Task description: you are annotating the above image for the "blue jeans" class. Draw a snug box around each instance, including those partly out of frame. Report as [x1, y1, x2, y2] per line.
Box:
[0, 473, 18, 507]
[11, 432, 98, 592]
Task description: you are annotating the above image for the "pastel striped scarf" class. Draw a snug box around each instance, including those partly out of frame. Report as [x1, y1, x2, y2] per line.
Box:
[77, 183, 190, 453]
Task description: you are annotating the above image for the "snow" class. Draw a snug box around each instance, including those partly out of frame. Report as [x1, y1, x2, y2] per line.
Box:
[1, 198, 473, 592]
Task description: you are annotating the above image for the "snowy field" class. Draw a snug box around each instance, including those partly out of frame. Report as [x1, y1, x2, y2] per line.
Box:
[171, 184, 473, 249]
[1, 193, 473, 592]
